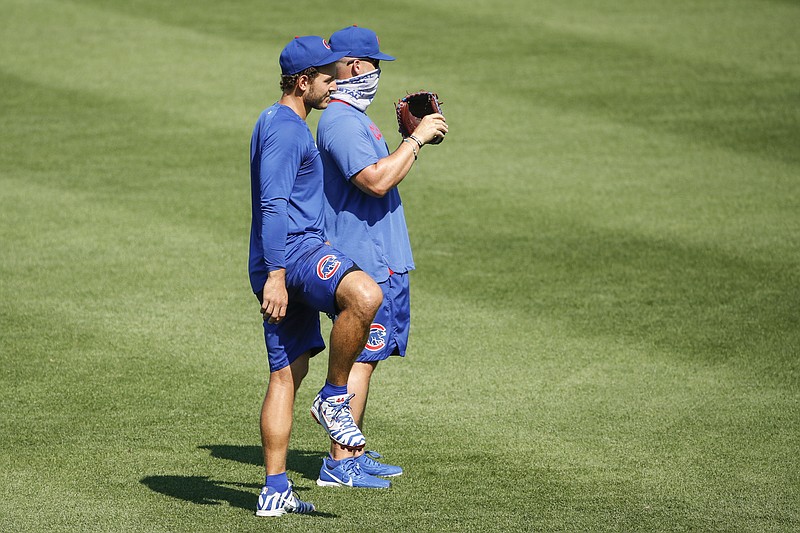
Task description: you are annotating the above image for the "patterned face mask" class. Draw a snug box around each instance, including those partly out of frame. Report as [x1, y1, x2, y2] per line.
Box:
[331, 68, 381, 112]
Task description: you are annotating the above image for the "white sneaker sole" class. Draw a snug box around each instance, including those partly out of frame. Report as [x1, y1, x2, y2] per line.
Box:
[255, 508, 287, 517]
[316, 478, 350, 488]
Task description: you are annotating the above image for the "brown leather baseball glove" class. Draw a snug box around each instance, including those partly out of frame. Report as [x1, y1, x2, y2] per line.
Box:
[395, 91, 445, 145]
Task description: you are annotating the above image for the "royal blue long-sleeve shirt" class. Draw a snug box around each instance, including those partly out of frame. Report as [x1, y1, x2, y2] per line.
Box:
[248, 103, 326, 293]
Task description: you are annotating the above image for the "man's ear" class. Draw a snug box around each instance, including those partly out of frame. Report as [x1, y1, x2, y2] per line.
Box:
[296, 74, 310, 92]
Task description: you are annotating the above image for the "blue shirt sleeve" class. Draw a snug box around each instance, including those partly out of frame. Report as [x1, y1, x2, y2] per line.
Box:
[320, 112, 380, 179]
[259, 119, 305, 270]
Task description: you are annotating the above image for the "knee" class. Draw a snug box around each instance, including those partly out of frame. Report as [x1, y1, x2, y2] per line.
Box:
[269, 365, 295, 388]
[361, 280, 383, 316]
[270, 353, 310, 388]
[353, 278, 382, 318]
[338, 272, 382, 319]
[290, 355, 309, 383]
[353, 360, 378, 380]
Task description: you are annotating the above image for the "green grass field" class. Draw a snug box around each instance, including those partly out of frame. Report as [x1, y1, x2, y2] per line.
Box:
[2, 0, 798, 530]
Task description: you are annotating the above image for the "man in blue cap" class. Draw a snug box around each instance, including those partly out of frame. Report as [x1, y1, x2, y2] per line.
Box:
[249, 35, 386, 516]
[315, 26, 449, 488]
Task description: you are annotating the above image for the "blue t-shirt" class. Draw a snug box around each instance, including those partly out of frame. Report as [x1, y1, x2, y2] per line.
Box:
[249, 103, 326, 293]
[317, 100, 414, 283]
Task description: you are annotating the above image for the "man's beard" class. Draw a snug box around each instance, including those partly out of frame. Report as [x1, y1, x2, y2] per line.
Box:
[306, 90, 331, 110]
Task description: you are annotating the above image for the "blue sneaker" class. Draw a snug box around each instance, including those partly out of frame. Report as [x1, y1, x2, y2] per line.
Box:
[310, 393, 366, 451]
[355, 450, 403, 477]
[317, 456, 391, 489]
[255, 481, 315, 517]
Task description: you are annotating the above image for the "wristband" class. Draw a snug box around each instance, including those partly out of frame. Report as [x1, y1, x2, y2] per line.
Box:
[403, 138, 418, 160]
[409, 134, 424, 148]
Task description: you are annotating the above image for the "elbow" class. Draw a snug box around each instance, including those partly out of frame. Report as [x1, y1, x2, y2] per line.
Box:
[355, 179, 389, 198]
[368, 184, 390, 198]
[353, 166, 391, 198]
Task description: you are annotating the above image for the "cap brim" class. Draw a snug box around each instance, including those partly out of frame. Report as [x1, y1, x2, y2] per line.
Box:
[370, 52, 395, 61]
[314, 50, 349, 68]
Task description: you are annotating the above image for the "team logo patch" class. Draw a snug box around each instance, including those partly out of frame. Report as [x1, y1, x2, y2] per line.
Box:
[322, 38, 331, 50]
[316, 254, 342, 280]
[369, 123, 383, 141]
[365, 323, 387, 352]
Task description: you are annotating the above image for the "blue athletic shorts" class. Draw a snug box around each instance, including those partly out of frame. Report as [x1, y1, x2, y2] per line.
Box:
[258, 239, 358, 373]
[356, 271, 410, 362]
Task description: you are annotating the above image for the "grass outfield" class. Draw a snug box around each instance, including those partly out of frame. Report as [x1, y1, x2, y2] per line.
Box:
[1, 0, 798, 530]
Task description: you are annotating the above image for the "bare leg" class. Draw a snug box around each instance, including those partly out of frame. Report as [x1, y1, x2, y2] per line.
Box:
[320, 270, 380, 457]
[329, 360, 379, 461]
[348, 360, 378, 428]
[327, 357, 403, 478]
[261, 353, 310, 475]
[326, 271, 382, 386]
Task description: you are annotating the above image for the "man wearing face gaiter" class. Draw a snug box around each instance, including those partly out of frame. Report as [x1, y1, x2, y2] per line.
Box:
[316, 25, 449, 489]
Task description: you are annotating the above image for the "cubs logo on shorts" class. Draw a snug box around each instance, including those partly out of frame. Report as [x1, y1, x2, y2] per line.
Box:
[316, 254, 342, 280]
[365, 323, 387, 352]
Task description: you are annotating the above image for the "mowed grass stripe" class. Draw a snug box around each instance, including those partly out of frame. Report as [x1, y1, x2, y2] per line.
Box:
[413, 202, 799, 362]
[0, 67, 249, 240]
[0, 176, 268, 528]
[0, 0, 267, 132]
[416, 9, 800, 165]
[1, 0, 798, 530]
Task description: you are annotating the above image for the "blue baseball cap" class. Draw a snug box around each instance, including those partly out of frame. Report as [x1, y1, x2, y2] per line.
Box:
[279, 35, 349, 75]
[329, 25, 396, 61]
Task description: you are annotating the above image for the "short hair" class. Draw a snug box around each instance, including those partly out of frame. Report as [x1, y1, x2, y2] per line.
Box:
[360, 57, 380, 69]
[280, 66, 319, 93]
[341, 57, 380, 70]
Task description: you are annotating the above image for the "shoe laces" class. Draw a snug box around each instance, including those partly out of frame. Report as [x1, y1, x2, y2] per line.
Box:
[326, 394, 356, 424]
[360, 451, 382, 467]
[341, 457, 364, 479]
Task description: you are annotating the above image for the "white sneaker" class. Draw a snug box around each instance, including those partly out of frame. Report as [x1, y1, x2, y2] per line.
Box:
[255, 481, 315, 517]
[310, 393, 366, 450]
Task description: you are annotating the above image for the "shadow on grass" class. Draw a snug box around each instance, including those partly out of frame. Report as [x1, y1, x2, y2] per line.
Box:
[198, 445, 325, 482]
[140, 446, 334, 517]
[141, 475, 258, 510]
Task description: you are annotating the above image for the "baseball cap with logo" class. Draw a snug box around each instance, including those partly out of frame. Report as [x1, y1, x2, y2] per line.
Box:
[279, 36, 349, 75]
[329, 25, 396, 61]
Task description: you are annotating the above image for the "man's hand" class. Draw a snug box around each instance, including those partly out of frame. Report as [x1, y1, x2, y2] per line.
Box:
[411, 113, 448, 145]
[261, 269, 288, 324]
[395, 91, 448, 145]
